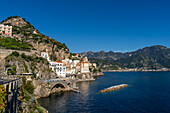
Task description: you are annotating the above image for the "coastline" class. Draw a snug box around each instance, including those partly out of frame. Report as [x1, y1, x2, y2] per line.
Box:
[102, 69, 170, 72]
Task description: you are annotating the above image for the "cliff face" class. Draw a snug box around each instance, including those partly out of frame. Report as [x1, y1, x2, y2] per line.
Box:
[1, 16, 70, 60]
[5, 51, 57, 79]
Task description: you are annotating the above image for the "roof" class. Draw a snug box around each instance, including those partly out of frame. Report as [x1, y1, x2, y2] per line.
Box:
[56, 61, 63, 63]
[83, 62, 89, 63]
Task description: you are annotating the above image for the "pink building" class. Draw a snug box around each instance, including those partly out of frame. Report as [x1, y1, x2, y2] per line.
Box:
[0, 24, 12, 36]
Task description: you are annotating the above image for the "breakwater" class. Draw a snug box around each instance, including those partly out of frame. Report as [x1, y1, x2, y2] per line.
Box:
[99, 84, 128, 93]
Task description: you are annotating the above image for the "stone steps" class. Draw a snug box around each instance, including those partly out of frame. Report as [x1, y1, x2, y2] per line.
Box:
[0, 56, 6, 74]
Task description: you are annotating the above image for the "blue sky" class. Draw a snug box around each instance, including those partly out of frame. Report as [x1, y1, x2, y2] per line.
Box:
[0, 0, 170, 53]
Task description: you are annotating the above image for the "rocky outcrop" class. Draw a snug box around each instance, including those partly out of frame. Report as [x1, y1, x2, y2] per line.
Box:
[2, 16, 28, 27]
[33, 80, 51, 99]
[91, 72, 104, 77]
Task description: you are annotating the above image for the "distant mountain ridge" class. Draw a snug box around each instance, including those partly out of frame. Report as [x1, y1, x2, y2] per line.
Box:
[80, 45, 170, 70]
[81, 50, 130, 60]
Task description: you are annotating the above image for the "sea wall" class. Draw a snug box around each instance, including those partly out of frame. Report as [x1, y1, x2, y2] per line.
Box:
[99, 84, 129, 93]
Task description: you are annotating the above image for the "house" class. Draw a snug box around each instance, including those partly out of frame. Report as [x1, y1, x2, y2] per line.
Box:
[56, 61, 66, 77]
[49, 61, 58, 71]
[0, 24, 12, 36]
[72, 60, 80, 67]
[80, 62, 90, 73]
[72, 54, 81, 58]
[76, 62, 81, 74]
[90, 63, 97, 68]
[62, 59, 72, 64]
[82, 57, 88, 62]
[41, 52, 50, 61]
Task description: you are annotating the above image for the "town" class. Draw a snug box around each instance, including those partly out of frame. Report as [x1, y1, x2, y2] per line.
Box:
[0, 22, 103, 113]
[41, 51, 98, 79]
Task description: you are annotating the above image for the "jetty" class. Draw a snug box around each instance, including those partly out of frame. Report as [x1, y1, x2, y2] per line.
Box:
[99, 84, 129, 93]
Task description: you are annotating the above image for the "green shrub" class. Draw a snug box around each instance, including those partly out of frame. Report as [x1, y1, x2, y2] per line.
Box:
[11, 51, 20, 57]
[0, 85, 7, 113]
[93, 68, 98, 73]
[5, 64, 11, 68]
[21, 53, 27, 59]
[0, 37, 33, 51]
[7, 69, 16, 75]
[24, 81, 34, 94]
[11, 66, 16, 71]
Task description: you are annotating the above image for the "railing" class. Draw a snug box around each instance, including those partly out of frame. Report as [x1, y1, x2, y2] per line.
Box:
[0, 78, 21, 85]
[0, 78, 22, 113]
[46, 77, 72, 82]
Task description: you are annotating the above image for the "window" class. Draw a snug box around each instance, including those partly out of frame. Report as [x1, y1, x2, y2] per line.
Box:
[0, 30, 1, 31]
[8, 28, 10, 30]
[4, 27, 6, 29]
[0, 27, 2, 29]
[8, 31, 10, 33]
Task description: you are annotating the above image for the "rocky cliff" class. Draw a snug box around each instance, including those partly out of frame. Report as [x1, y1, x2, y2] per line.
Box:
[5, 51, 57, 79]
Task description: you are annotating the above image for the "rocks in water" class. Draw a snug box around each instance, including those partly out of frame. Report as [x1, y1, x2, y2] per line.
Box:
[99, 84, 129, 93]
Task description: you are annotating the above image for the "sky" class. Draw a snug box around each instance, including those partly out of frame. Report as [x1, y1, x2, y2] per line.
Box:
[0, 0, 170, 53]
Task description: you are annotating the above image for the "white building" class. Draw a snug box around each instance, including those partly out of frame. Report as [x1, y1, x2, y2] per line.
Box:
[41, 52, 50, 62]
[81, 62, 90, 73]
[56, 61, 66, 77]
[62, 59, 72, 64]
[72, 60, 80, 67]
[49, 61, 58, 71]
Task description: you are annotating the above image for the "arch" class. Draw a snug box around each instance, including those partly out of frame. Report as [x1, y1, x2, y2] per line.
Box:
[6, 67, 12, 75]
[51, 82, 67, 90]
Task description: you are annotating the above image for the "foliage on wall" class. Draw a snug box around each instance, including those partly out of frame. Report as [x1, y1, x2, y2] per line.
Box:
[0, 85, 7, 113]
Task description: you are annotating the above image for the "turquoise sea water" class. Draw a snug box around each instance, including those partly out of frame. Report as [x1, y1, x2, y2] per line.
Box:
[38, 72, 170, 113]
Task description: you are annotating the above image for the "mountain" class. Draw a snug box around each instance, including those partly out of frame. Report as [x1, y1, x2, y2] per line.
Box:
[81, 45, 170, 70]
[1, 16, 70, 60]
[117, 45, 170, 69]
[81, 50, 130, 60]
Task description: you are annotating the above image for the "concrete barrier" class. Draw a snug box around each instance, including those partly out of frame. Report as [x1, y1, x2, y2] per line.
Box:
[99, 84, 129, 93]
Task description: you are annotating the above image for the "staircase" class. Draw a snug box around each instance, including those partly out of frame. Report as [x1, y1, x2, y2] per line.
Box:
[0, 51, 8, 75]
[0, 58, 5, 75]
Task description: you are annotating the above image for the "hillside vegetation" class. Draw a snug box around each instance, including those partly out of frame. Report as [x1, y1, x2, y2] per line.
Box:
[0, 37, 33, 51]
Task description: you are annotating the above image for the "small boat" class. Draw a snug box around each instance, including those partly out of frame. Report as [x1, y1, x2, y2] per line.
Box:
[73, 89, 81, 93]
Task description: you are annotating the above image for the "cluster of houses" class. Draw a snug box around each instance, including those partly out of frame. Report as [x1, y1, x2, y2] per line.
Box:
[0, 24, 12, 36]
[41, 52, 96, 78]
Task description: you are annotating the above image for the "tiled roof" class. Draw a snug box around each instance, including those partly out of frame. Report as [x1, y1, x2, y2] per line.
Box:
[56, 61, 63, 63]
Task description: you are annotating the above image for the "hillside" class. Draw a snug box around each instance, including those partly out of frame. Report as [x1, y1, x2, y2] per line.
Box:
[1, 16, 70, 60]
[81, 45, 170, 70]
[117, 45, 170, 69]
[0, 16, 72, 77]
[81, 50, 130, 60]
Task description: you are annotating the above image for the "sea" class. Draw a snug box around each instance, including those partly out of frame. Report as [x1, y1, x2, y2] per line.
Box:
[38, 72, 170, 113]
